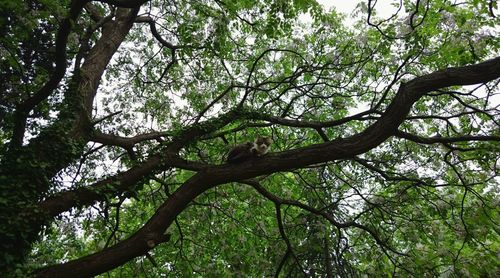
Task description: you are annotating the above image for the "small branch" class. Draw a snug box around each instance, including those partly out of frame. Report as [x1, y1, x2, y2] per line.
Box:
[274, 247, 290, 278]
[395, 130, 500, 144]
[91, 131, 166, 149]
[274, 203, 307, 276]
[145, 252, 158, 268]
[354, 157, 425, 184]
[409, 0, 429, 30]
[93, 110, 122, 125]
[366, 0, 403, 39]
[135, 16, 177, 50]
[239, 48, 305, 109]
[104, 198, 125, 248]
[243, 179, 406, 256]
[257, 110, 380, 129]
[194, 83, 234, 123]
[316, 127, 330, 142]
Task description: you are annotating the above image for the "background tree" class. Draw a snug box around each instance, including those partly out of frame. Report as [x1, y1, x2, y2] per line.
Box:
[0, 0, 499, 276]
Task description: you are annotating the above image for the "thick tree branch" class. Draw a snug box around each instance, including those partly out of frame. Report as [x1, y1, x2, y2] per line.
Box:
[10, 0, 87, 147]
[40, 155, 161, 218]
[79, 8, 139, 115]
[95, 0, 149, 8]
[39, 153, 209, 218]
[0, 6, 143, 270]
[36, 57, 500, 276]
[85, 2, 104, 22]
[15, 7, 141, 181]
[38, 109, 247, 217]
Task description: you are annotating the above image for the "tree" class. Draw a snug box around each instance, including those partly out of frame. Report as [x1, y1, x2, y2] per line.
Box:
[0, 0, 499, 276]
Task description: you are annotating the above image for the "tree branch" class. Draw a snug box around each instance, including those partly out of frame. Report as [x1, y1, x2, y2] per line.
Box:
[95, 0, 149, 8]
[10, 0, 87, 147]
[244, 180, 405, 256]
[135, 16, 178, 50]
[91, 131, 166, 149]
[35, 56, 500, 276]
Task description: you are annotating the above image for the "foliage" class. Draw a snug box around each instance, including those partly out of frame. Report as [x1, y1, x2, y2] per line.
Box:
[0, 0, 499, 276]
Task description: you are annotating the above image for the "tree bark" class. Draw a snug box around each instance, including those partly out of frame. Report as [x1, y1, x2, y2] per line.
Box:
[0, 6, 139, 271]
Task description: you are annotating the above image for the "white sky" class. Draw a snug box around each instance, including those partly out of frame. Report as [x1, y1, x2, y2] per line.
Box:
[320, 0, 359, 13]
[320, 0, 396, 20]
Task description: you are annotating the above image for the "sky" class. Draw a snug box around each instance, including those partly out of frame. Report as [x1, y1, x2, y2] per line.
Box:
[320, 0, 359, 13]
[320, 0, 396, 20]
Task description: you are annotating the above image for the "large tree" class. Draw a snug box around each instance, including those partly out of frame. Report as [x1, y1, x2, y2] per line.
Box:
[1, 0, 499, 276]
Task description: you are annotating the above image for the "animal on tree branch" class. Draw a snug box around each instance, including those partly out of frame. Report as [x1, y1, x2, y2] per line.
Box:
[226, 136, 273, 163]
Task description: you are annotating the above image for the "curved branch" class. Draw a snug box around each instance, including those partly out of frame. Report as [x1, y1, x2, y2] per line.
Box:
[39, 155, 161, 218]
[39, 154, 210, 219]
[489, 0, 497, 17]
[135, 16, 178, 50]
[11, 0, 87, 147]
[36, 57, 500, 276]
[239, 48, 305, 108]
[366, 0, 403, 39]
[195, 84, 235, 123]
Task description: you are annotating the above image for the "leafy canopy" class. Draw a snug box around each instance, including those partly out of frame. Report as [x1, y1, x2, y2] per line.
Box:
[0, 0, 499, 277]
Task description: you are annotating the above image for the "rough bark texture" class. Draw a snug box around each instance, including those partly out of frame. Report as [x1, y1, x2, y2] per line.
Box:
[0, 6, 139, 272]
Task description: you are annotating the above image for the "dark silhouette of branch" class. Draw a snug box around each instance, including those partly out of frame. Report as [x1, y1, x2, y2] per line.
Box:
[195, 83, 235, 123]
[96, 0, 149, 8]
[244, 180, 405, 256]
[489, 0, 497, 17]
[366, 0, 403, 39]
[395, 130, 500, 144]
[275, 202, 308, 276]
[10, 0, 87, 147]
[135, 16, 178, 50]
[239, 48, 306, 109]
[91, 131, 167, 149]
